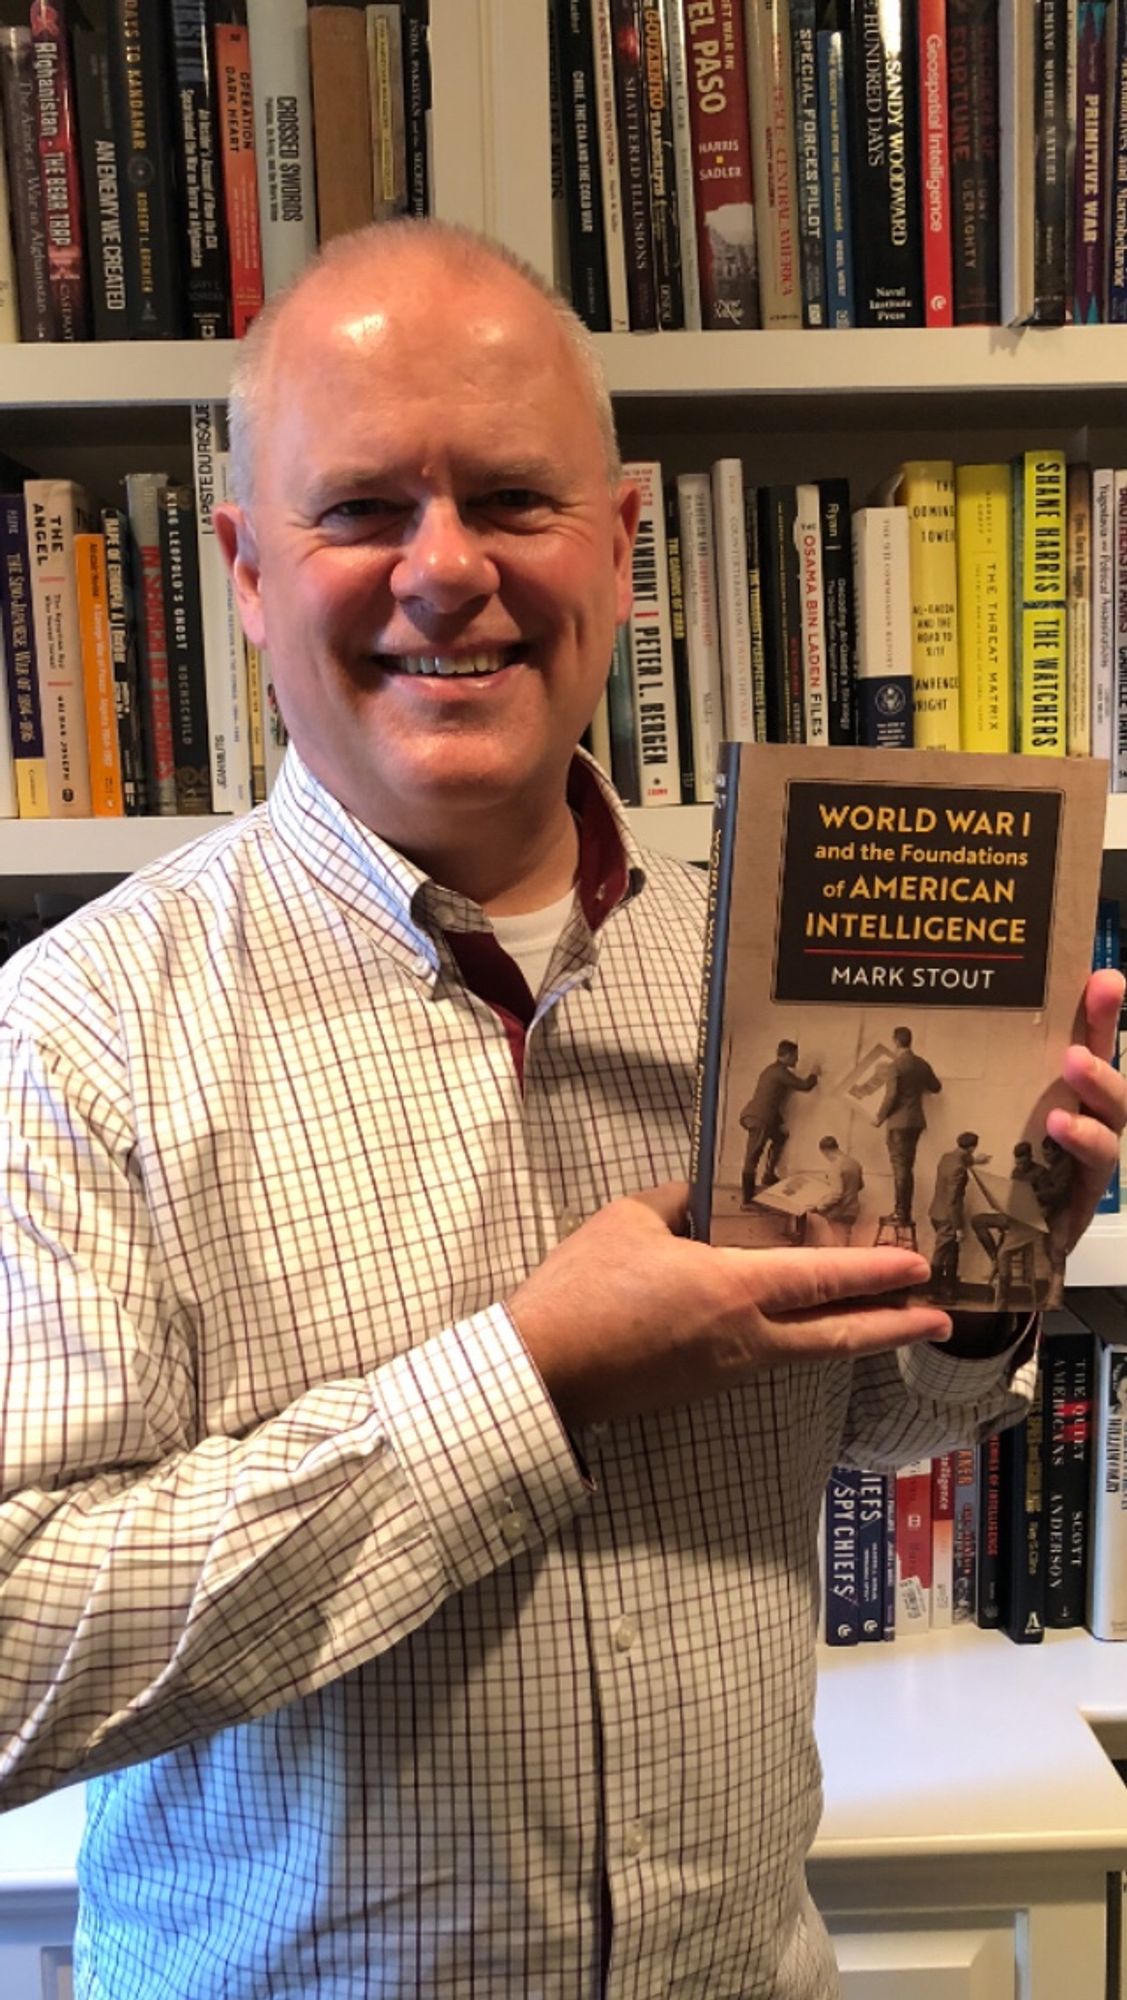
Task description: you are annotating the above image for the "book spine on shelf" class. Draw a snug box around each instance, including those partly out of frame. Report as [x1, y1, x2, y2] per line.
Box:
[29, 0, 89, 342]
[930, 1450, 955, 1628]
[1087, 1327, 1127, 1642]
[107, 0, 186, 337]
[1072, 1, 1110, 324]
[0, 494, 48, 819]
[824, 1467, 860, 1645]
[881, 1472, 896, 1640]
[661, 0, 702, 327]
[954, 462, 1013, 753]
[639, 0, 683, 327]
[897, 458, 961, 750]
[1108, 0, 1127, 320]
[308, 3, 374, 243]
[71, 24, 129, 342]
[998, 0, 1035, 325]
[367, 4, 408, 221]
[1094, 897, 1122, 1214]
[998, 1370, 1045, 1643]
[676, 472, 724, 802]
[552, 0, 612, 329]
[681, 0, 760, 329]
[1018, 448, 1067, 756]
[624, 459, 682, 803]
[745, 0, 802, 328]
[610, 0, 658, 329]
[851, 505, 913, 747]
[711, 457, 756, 743]
[744, 486, 770, 747]
[845, 0, 923, 326]
[246, 0, 317, 297]
[590, 0, 631, 331]
[815, 8, 856, 327]
[1031, 0, 1068, 324]
[192, 404, 251, 815]
[789, 0, 826, 327]
[74, 531, 123, 818]
[1092, 467, 1116, 763]
[856, 1469, 885, 1641]
[401, 0, 431, 219]
[125, 472, 177, 817]
[687, 739, 741, 1236]
[951, 1446, 978, 1623]
[0, 27, 52, 341]
[1066, 463, 1092, 755]
[24, 479, 96, 818]
[101, 507, 145, 815]
[757, 484, 804, 743]
[0, 610, 16, 815]
[244, 638, 266, 805]
[168, 0, 231, 340]
[664, 482, 697, 801]
[947, 0, 1001, 324]
[918, 0, 953, 325]
[975, 1432, 1003, 1626]
[606, 620, 641, 804]
[818, 478, 855, 745]
[894, 1458, 932, 1632]
[215, 1, 264, 339]
[794, 481, 828, 744]
[1115, 470, 1127, 791]
[1041, 1325, 1094, 1627]
[158, 484, 212, 816]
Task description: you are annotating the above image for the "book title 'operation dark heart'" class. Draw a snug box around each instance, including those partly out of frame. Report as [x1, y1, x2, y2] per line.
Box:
[690, 744, 1108, 1313]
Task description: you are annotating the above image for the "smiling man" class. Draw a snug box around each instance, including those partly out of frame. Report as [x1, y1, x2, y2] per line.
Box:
[0, 222, 1124, 2000]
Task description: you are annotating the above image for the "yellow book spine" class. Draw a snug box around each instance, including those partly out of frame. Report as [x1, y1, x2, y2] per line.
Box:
[900, 459, 961, 749]
[954, 464, 1013, 753]
[74, 533, 123, 817]
[245, 639, 267, 807]
[15, 760, 48, 817]
[1020, 449, 1067, 756]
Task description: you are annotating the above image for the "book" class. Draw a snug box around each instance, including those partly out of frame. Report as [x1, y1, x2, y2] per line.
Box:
[215, 0, 263, 338]
[610, 0, 657, 329]
[856, 1470, 886, 1640]
[818, 479, 855, 746]
[551, 0, 612, 329]
[1066, 463, 1092, 756]
[71, 20, 129, 341]
[951, 1445, 978, 1622]
[1072, 1, 1111, 324]
[258, 647, 288, 796]
[367, 3, 408, 221]
[29, 0, 89, 342]
[1070, 1289, 1127, 1642]
[676, 471, 724, 803]
[886, 459, 961, 750]
[743, 487, 769, 748]
[158, 485, 212, 816]
[125, 473, 176, 817]
[681, 0, 760, 328]
[0, 493, 47, 818]
[101, 507, 145, 815]
[998, 0, 1035, 325]
[975, 1432, 1003, 1625]
[789, 0, 826, 327]
[757, 484, 804, 744]
[845, 0, 923, 326]
[895, 1459, 932, 1632]
[794, 481, 828, 744]
[711, 458, 756, 744]
[1116, 471, 1127, 792]
[1109, 0, 1127, 321]
[664, 482, 697, 800]
[917, 0, 953, 325]
[815, 0, 855, 327]
[308, 3, 374, 242]
[0, 25, 52, 341]
[1030, 0, 1069, 325]
[687, 742, 1107, 1316]
[168, 0, 231, 340]
[824, 1467, 861, 1643]
[947, 0, 1001, 324]
[606, 620, 641, 803]
[106, 0, 185, 337]
[930, 1450, 955, 1627]
[1041, 1306, 1095, 1629]
[660, 0, 703, 327]
[0, 609, 15, 815]
[1092, 467, 1116, 765]
[1015, 449, 1067, 757]
[246, 0, 317, 298]
[623, 460, 682, 802]
[589, 0, 630, 331]
[851, 506, 913, 748]
[24, 478, 97, 818]
[745, 0, 802, 327]
[73, 531, 123, 818]
[1093, 897, 1121, 1215]
[192, 404, 251, 814]
[400, 0, 431, 220]
[954, 463, 1013, 754]
[998, 1366, 1045, 1642]
[638, 0, 683, 328]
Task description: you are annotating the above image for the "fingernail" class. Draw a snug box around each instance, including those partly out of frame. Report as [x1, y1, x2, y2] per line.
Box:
[924, 1317, 953, 1342]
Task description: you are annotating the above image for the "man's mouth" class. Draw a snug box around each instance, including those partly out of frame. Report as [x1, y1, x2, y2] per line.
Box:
[378, 648, 521, 678]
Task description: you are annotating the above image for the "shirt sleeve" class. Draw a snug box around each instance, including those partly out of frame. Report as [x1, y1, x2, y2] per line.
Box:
[834, 1317, 1039, 1472]
[0, 1031, 590, 1809]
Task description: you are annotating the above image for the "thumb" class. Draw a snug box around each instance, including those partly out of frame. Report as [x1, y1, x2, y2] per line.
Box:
[628, 1181, 691, 1235]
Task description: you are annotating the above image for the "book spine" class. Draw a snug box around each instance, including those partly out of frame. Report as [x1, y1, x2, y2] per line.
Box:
[661, 0, 703, 327]
[882, 1472, 897, 1640]
[900, 458, 961, 749]
[1042, 1329, 1094, 1627]
[610, 0, 657, 328]
[816, 18, 856, 326]
[71, 26, 129, 342]
[29, 0, 89, 342]
[1092, 467, 1116, 762]
[192, 404, 250, 814]
[794, 481, 828, 743]
[589, 0, 631, 330]
[664, 481, 697, 800]
[308, 4, 373, 243]
[215, 5, 264, 339]
[951, 1446, 978, 1623]
[682, 0, 760, 328]
[1094, 897, 1122, 1214]
[857, 1469, 886, 1640]
[587, 686, 613, 778]
[125, 474, 177, 816]
[400, 0, 431, 220]
[818, 477, 856, 744]
[687, 739, 742, 1239]
[624, 460, 682, 802]
[1109, 0, 1127, 319]
[918, 0, 953, 324]
[757, 484, 804, 743]
[0, 497, 47, 818]
[894, 1457, 932, 1632]
[606, 621, 641, 803]
[24, 481, 95, 818]
[851, 505, 914, 746]
[101, 508, 145, 815]
[824, 1468, 861, 1644]
[0, 27, 52, 340]
[638, 0, 682, 326]
[0, 611, 15, 814]
[930, 1450, 955, 1628]
[246, 0, 317, 297]
[553, 0, 612, 330]
[790, 0, 826, 326]
[158, 485, 212, 816]
[846, 0, 923, 325]
[744, 487, 770, 747]
[975, 1432, 1003, 1626]
[168, 0, 231, 339]
[1019, 449, 1067, 755]
[244, 639, 267, 805]
[711, 457, 756, 742]
[999, 1374, 1045, 1642]
[74, 532, 123, 819]
[107, 0, 186, 337]
[955, 462, 1013, 753]
[367, 4, 408, 220]
[1067, 462, 1092, 754]
[676, 471, 724, 803]
[999, 0, 1035, 325]
[1031, 0, 1068, 323]
[1072, 1, 1110, 323]
[0, 94, 14, 341]
[1087, 1332, 1127, 1641]
[947, 0, 1001, 324]
[746, 0, 802, 327]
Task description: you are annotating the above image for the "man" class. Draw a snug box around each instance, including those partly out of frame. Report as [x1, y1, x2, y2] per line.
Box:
[928, 1132, 990, 1300]
[0, 222, 1122, 2000]
[873, 1025, 942, 1225]
[811, 1134, 864, 1244]
[739, 1039, 820, 1200]
[1033, 1134, 1074, 1310]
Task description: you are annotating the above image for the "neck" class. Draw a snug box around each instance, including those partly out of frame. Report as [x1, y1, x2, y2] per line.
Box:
[397, 795, 580, 915]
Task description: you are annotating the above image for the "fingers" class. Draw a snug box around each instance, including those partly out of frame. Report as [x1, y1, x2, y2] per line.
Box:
[721, 1243, 931, 1313]
[778, 1301, 953, 1356]
[1080, 967, 1125, 1066]
[627, 1182, 691, 1234]
[1059, 1042, 1127, 1132]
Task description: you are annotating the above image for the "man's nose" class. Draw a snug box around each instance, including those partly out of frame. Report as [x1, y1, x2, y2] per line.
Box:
[390, 499, 499, 609]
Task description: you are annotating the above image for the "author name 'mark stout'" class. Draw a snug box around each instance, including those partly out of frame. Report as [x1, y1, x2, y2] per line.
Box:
[776, 787, 1060, 1010]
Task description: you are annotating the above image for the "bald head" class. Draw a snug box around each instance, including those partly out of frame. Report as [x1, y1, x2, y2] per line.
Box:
[227, 220, 621, 510]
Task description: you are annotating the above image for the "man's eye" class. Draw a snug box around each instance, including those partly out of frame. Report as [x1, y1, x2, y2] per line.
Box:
[480, 488, 546, 511]
[326, 497, 401, 521]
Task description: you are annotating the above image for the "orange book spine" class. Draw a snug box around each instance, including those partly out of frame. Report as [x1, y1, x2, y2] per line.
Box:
[215, 19, 263, 338]
[74, 532, 124, 817]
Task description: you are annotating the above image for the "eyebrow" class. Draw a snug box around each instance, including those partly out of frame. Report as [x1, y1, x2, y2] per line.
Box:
[304, 455, 563, 513]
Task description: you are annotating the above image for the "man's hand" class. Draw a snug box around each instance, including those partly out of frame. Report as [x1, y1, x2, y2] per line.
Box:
[508, 1184, 952, 1430]
[1053, 966, 1127, 1250]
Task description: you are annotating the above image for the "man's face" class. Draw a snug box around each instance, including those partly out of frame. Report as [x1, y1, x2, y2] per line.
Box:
[219, 252, 638, 851]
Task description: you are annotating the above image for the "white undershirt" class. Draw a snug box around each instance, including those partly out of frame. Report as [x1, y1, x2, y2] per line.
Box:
[489, 887, 577, 1001]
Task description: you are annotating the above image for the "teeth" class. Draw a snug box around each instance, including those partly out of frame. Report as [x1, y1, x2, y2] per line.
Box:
[395, 651, 510, 677]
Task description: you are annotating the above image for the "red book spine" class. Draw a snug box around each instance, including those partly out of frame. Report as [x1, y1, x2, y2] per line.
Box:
[215, 18, 264, 338]
[919, 0, 953, 326]
[29, 0, 89, 340]
[138, 543, 175, 808]
[681, 0, 759, 329]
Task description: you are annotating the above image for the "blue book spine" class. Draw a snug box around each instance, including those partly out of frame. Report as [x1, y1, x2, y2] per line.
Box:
[824, 1467, 861, 1645]
[816, 25, 855, 328]
[1094, 897, 1121, 1212]
[1108, 0, 1127, 319]
[857, 1471, 885, 1641]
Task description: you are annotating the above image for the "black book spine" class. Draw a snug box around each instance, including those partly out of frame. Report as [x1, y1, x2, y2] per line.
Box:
[72, 25, 129, 342]
[610, 0, 657, 328]
[664, 482, 696, 804]
[639, 0, 683, 327]
[1032, 0, 1068, 324]
[998, 1381, 1045, 1644]
[552, 0, 611, 330]
[688, 740, 742, 1242]
[1042, 1330, 1094, 1628]
[846, 0, 923, 325]
[168, 0, 231, 339]
[791, 0, 827, 325]
[401, 0, 431, 218]
[158, 485, 212, 814]
[946, 0, 1001, 324]
[107, 0, 186, 336]
[101, 507, 146, 815]
[0, 28, 53, 339]
[818, 477, 856, 743]
[975, 1432, 1003, 1626]
[757, 485, 805, 743]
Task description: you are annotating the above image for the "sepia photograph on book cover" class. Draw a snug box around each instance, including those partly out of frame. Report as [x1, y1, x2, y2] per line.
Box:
[689, 743, 1108, 1312]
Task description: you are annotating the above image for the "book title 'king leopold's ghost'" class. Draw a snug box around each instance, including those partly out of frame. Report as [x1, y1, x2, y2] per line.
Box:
[690, 744, 1108, 1313]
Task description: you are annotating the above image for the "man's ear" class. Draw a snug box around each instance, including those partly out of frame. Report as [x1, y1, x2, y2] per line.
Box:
[612, 476, 643, 625]
[213, 502, 266, 648]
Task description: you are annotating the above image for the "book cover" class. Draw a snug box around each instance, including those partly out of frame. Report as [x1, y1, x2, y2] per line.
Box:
[0, 26, 52, 340]
[24, 477, 96, 818]
[711, 457, 756, 745]
[851, 505, 913, 748]
[887, 459, 961, 750]
[947, 0, 1001, 324]
[400, 0, 431, 220]
[1041, 1307, 1095, 1628]
[1070, 1289, 1127, 1641]
[682, 0, 760, 329]
[106, 0, 185, 337]
[687, 742, 1107, 1315]
[955, 462, 1013, 754]
[215, 0, 263, 339]
[1109, 0, 1127, 321]
[917, 0, 953, 325]
[308, 4, 374, 243]
[789, 0, 826, 327]
[168, 0, 230, 340]
[124, 472, 176, 816]
[73, 530, 123, 818]
[745, 0, 802, 328]
[1092, 467, 1116, 764]
[930, 1449, 955, 1627]
[71, 21, 129, 341]
[551, 0, 611, 329]
[29, 0, 89, 342]
[638, 0, 683, 327]
[246, 0, 317, 298]
[0, 493, 48, 818]
[844, 0, 923, 326]
[1030, 0, 1068, 325]
[623, 459, 682, 802]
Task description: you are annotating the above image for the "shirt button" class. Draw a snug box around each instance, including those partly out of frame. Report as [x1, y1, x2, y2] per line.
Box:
[624, 1820, 645, 1857]
[499, 1509, 527, 1547]
[613, 1618, 636, 1653]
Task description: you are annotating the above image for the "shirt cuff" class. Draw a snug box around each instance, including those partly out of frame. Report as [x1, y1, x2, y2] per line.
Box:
[374, 1304, 593, 1594]
[903, 1312, 1040, 1399]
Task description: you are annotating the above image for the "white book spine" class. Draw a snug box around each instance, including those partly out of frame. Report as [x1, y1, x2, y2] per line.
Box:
[1115, 471, 1127, 791]
[1066, 465, 1091, 755]
[192, 404, 250, 815]
[246, 0, 318, 298]
[661, 0, 702, 329]
[589, 0, 630, 331]
[23, 480, 95, 817]
[0, 116, 18, 341]
[1086, 1334, 1127, 1641]
[794, 480, 828, 744]
[743, 0, 802, 327]
[587, 686, 612, 780]
[0, 614, 17, 815]
[710, 457, 756, 742]
[676, 472, 723, 804]
[1092, 468, 1116, 766]
[853, 505, 912, 678]
[623, 460, 681, 803]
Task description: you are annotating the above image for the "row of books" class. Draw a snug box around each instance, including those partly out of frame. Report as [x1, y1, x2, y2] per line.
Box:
[821, 1293, 1127, 1646]
[0, 1, 431, 346]
[0, 407, 286, 820]
[551, 0, 1127, 333]
[589, 451, 1127, 808]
